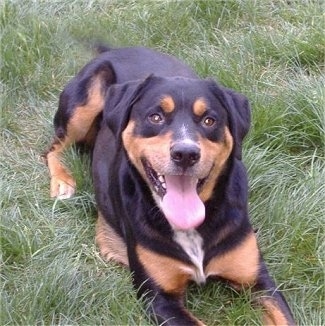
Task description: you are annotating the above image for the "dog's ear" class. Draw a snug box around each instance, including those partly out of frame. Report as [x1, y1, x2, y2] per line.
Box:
[208, 80, 251, 160]
[103, 75, 154, 136]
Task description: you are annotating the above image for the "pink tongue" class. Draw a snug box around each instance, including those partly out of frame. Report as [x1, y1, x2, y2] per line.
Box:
[161, 175, 205, 230]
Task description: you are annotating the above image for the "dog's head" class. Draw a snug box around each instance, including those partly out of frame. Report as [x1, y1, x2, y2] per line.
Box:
[104, 75, 250, 230]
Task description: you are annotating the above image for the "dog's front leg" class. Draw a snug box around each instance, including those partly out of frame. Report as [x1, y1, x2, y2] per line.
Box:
[205, 231, 295, 325]
[146, 291, 204, 326]
[254, 261, 295, 326]
[130, 244, 205, 326]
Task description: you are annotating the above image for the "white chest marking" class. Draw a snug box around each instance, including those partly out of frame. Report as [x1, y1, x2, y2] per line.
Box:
[173, 229, 206, 284]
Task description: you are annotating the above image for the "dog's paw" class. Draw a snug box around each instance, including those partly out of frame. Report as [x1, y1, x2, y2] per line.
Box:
[50, 174, 76, 199]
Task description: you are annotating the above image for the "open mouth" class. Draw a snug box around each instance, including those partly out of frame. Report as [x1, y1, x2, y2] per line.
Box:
[142, 159, 205, 198]
[142, 159, 167, 198]
[141, 158, 207, 230]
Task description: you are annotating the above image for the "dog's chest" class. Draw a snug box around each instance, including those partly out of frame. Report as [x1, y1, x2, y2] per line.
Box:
[173, 230, 206, 284]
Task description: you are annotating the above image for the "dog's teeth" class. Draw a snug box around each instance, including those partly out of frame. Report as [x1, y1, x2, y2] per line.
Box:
[162, 182, 166, 189]
[158, 175, 165, 183]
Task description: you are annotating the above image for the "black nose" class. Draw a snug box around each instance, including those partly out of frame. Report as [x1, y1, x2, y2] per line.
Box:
[170, 142, 201, 169]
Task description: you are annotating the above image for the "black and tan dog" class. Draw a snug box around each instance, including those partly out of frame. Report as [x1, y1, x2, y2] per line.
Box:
[45, 46, 295, 325]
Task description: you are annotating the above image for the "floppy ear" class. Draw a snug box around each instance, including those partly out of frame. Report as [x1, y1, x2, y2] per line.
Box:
[208, 80, 251, 160]
[103, 75, 154, 137]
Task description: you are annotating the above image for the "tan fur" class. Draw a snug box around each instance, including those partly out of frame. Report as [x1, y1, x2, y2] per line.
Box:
[160, 95, 175, 113]
[46, 140, 76, 198]
[46, 76, 105, 198]
[66, 77, 104, 141]
[122, 121, 172, 178]
[205, 232, 259, 286]
[95, 211, 128, 266]
[260, 298, 292, 326]
[192, 98, 207, 116]
[136, 245, 207, 325]
[198, 127, 233, 202]
[137, 244, 192, 294]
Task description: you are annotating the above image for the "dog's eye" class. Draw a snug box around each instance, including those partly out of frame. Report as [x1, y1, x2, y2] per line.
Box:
[148, 113, 164, 124]
[202, 117, 216, 127]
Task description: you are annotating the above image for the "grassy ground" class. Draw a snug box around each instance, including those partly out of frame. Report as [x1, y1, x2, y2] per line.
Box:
[1, 0, 324, 325]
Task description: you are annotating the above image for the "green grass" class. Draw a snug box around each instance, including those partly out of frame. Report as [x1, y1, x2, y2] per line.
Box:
[1, 0, 324, 325]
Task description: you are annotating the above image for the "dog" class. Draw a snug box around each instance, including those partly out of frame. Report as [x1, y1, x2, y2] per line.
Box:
[45, 46, 295, 325]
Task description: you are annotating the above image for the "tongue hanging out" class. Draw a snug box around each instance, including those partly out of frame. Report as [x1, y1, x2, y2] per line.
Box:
[161, 175, 205, 230]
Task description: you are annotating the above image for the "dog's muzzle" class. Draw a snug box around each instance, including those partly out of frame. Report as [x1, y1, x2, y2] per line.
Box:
[142, 140, 206, 230]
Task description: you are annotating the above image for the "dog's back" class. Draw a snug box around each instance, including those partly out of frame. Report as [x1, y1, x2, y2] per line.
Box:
[103, 47, 197, 80]
[79, 46, 197, 85]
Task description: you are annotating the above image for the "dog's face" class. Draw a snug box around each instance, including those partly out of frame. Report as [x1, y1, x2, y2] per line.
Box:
[105, 76, 250, 230]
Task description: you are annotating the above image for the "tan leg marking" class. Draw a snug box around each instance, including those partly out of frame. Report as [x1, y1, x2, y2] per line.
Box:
[136, 244, 193, 295]
[260, 298, 292, 326]
[47, 77, 105, 199]
[66, 77, 104, 141]
[205, 233, 293, 325]
[47, 139, 76, 199]
[205, 232, 259, 287]
[95, 211, 128, 266]
[137, 244, 206, 326]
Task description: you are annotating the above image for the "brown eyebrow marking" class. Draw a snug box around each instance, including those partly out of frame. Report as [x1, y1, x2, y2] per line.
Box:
[193, 98, 207, 116]
[160, 95, 175, 113]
